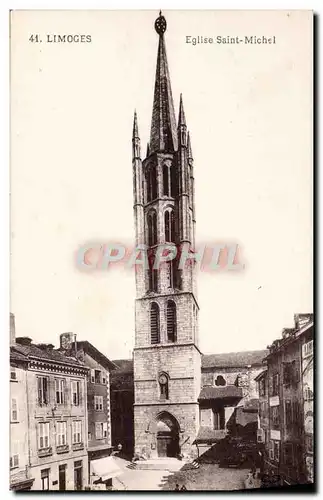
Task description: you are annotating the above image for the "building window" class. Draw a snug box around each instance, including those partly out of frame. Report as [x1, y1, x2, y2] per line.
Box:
[95, 422, 108, 439]
[163, 164, 169, 196]
[269, 440, 280, 462]
[41, 469, 50, 491]
[38, 422, 50, 449]
[55, 379, 65, 405]
[10, 367, 17, 381]
[88, 432, 92, 441]
[166, 300, 177, 342]
[259, 378, 266, 397]
[72, 421, 82, 444]
[305, 434, 313, 453]
[304, 386, 314, 401]
[270, 406, 280, 430]
[56, 421, 67, 446]
[271, 373, 279, 396]
[303, 340, 313, 359]
[94, 395, 103, 411]
[37, 376, 49, 406]
[159, 373, 169, 400]
[102, 373, 107, 384]
[213, 409, 225, 430]
[90, 370, 95, 383]
[10, 454, 19, 469]
[94, 370, 102, 384]
[150, 302, 160, 344]
[285, 400, 292, 429]
[71, 381, 81, 406]
[11, 398, 18, 422]
[215, 375, 226, 387]
[284, 442, 293, 466]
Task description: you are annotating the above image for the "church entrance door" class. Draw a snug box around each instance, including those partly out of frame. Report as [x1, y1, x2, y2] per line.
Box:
[156, 414, 180, 458]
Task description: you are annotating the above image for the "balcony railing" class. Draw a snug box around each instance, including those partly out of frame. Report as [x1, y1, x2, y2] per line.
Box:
[38, 446, 53, 458]
[56, 444, 69, 454]
[72, 442, 84, 451]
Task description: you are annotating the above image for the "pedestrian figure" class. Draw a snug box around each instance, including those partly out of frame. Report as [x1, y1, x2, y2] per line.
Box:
[181, 485, 187, 491]
[174, 484, 180, 491]
[244, 471, 256, 489]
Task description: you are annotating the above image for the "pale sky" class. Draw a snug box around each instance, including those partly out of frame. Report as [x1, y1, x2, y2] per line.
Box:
[10, 10, 313, 360]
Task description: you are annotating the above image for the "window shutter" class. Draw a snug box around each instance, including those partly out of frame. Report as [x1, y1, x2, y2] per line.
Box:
[37, 377, 42, 404]
[150, 303, 160, 344]
[167, 301, 177, 342]
[269, 375, 273, 397]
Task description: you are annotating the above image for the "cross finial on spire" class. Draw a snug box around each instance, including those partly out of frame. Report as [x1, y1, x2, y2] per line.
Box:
[155, 11, 167, 35]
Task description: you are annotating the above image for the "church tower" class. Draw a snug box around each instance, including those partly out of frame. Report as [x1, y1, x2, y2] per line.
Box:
[132, 12, 201, 459]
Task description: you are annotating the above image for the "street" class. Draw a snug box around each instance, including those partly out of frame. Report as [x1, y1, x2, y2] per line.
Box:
[111, 457, 258, 491]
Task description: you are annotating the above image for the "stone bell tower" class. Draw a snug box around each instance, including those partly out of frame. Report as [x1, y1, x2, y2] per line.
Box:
[132, 12, 201, 459]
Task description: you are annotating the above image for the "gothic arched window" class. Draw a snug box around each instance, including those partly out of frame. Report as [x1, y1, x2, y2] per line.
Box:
[150, 302, 160, 344]
[166, 300, 177, 342]
[163, 164, 169, 196]
[215, 375, 226, 387]
[147, 211, 157, 246]
[159, 373, 169, 400]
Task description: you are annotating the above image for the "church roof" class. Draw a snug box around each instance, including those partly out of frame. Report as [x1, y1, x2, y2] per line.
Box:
[202, 350, 268, 369]
[198, 385, 243, 401]
[111, 349, 268, 374]
[112, 359, 134, 373]
[149, 13, 178, 154]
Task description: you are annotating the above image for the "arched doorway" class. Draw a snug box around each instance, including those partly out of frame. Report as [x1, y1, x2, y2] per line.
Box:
[156, 412, 180, 458]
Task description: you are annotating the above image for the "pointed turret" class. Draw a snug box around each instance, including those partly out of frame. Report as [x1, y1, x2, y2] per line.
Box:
[187, 131, 193, 161]
[178, 93, 186, 127]
[149, 13, 178, 154]
[132, 109, 141, 159]
[178, 93, 187, 147]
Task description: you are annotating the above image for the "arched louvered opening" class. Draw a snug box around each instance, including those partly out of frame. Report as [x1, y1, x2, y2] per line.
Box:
[147, 211, 157, 246]
[163, 164, 169, 196]
[166, 300, 177, 342]
[150, 302, 160, 344]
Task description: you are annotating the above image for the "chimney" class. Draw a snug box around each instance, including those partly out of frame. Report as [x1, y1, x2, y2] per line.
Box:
[60, 332, 77, 356]
[16, 337, 32, 346]
[10, 313, 16, 345]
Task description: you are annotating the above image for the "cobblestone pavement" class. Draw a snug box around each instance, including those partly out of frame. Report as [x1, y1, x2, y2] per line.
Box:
[111, 457, 258, 491]
[161, 464, 258, 491]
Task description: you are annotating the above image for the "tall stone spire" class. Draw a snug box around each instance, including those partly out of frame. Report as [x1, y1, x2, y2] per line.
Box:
[149, 12, 178, 154]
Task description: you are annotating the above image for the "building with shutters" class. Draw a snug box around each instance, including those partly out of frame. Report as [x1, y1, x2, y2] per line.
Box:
[74, 340, 117, 485]
[263, 313, 314, 485]
[10, 323, 89, 491]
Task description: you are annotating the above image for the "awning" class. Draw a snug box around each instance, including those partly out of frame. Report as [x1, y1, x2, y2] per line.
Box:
[198, 386, 243, 401]
[91, 456, 122, 482]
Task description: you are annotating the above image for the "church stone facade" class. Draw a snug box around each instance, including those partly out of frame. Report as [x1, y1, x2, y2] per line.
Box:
[132, 13, 201, 459]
